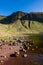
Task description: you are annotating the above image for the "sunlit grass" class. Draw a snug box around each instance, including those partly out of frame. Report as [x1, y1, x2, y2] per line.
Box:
[0, 20, 43, 38]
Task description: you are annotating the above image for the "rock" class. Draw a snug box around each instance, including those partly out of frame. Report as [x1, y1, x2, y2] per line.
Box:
[24, 40, 29, 43]
[10, 51, 20, 57]
[1, 60, 4, 63]
[23, 43, 28, 50]
[4, 56, 7, 58]
[29, 44, 32, 47]
[25, 44, 28, 47]
[22, 49, 26, 52]
[15, 51, 20, 57]
[16, 51, 20, 55]
[27, 47, 29, 50]
[12, 42, 15, 45]
[17, 39, 21, 43]
[28, 43, 29, 45]
[10, 54, 15, 57]
[36, 46, 38, 49]
[23, 54, 27, 57]
[20, 46, 23, 49]
[32, 48, 34, 51]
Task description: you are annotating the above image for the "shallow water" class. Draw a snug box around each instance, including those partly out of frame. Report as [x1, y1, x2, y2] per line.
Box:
[28, 34, 43, 47]
[3, 53, 43, 65]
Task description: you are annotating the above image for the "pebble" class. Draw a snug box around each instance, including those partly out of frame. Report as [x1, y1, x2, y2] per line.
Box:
[15, 51, 20, 56]
[4, 56, 7, 58]
[28, 43, 29, 45]
[23, 49, 26, 52]
[32, 48, 34, 51]
[29, 44, 32, 47]
[27, 47, 29, 50]
[36, 46, 38, 49]
[23, 54, 27, 57]
[1, 60, 4, 63]
[20, 46, 23, 49]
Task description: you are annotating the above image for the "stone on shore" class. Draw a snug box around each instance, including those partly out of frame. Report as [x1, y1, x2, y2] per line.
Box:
[23, 54, 27, 58]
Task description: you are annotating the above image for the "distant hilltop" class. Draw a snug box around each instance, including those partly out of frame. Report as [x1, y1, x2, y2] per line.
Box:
[0, 11, 43, 24]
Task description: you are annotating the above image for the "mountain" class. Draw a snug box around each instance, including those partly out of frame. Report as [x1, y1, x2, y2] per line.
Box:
[0, 11, 43, 37]
[0, 11, 43, 23]
[0, 16, 6, 20]
[0, 11, 27, 24]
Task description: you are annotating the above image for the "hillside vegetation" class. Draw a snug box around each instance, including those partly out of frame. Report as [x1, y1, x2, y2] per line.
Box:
[0, 11, 43, 38]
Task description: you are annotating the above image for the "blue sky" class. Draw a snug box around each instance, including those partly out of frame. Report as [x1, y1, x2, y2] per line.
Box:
[0, 0, 43, 16]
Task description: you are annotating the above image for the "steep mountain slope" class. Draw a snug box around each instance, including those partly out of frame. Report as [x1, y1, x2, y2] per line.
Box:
[0, 11, 27, 24]
[0, 11, 43, 37]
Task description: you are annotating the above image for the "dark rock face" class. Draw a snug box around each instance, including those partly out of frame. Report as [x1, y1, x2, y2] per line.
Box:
[0, 11, 27, 24]
[30, 13, 43, 22]
[0, 11, 43, 28]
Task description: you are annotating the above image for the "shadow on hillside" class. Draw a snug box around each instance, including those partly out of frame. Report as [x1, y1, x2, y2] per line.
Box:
[0, 13, 43, 24]
[20, 14, 43, 23]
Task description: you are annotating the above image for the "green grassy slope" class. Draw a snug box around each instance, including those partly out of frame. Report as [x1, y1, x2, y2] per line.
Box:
[0, 20, 43, 37]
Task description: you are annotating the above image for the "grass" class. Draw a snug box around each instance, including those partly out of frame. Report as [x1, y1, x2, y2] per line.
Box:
[0, 20, 43, 40]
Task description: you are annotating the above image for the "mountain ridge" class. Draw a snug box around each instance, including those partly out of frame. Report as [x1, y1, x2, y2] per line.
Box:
[0, 11, 43, 36]
[0, 11, 43, 24]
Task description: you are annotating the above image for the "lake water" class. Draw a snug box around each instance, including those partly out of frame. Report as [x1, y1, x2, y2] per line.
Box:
[3, 52, 43, 65]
